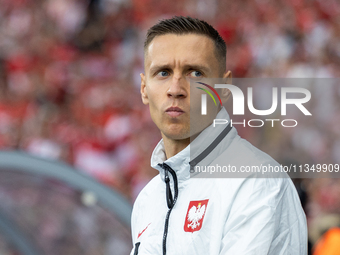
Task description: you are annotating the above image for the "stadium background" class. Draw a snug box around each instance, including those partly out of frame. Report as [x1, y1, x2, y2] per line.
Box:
[0, 0, 339, 254]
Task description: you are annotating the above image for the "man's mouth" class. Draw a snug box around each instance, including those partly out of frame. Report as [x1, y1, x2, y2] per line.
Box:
[165, 107, 185, 118]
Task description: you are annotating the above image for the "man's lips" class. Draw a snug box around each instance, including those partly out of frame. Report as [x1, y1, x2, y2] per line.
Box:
[165, 107, 185, 117]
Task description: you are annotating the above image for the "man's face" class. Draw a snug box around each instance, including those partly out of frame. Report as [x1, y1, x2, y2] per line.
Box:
[141, 33, 227, 141]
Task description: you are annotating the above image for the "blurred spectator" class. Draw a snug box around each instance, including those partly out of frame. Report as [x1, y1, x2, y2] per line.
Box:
[313, 227, 340, 255]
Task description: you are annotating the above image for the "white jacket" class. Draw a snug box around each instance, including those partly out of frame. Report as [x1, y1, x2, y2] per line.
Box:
[130, 108, 307, 255]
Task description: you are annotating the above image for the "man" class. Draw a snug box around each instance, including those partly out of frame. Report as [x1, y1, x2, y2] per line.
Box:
[131, 16, 307, 255]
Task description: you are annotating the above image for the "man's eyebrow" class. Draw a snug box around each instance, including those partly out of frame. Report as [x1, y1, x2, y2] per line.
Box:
[149, 65, 172, 74]
[148, 64, 210, 74]
[185, 64, 210, 73]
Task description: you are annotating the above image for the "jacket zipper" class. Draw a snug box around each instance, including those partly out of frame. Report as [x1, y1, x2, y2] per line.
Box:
[159, 163, 178, 255]
[134, 242, 140, 255]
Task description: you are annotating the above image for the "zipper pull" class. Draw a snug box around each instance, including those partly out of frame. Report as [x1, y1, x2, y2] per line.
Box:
[134, 242, 140, 255]
[164, 166, 173, 209]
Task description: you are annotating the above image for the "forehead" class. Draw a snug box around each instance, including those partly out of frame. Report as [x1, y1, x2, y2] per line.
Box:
[144, 34, 218, 70]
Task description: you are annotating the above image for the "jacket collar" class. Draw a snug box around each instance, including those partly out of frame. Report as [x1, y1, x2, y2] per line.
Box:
[151, 107, 236, 183]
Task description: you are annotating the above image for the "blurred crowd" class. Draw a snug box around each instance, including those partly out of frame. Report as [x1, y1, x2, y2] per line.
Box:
[0, 0, 340, 253]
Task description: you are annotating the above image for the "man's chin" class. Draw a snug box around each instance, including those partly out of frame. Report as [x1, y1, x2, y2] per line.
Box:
[161, 129, 190, 141]
[161, 122, 211, 141]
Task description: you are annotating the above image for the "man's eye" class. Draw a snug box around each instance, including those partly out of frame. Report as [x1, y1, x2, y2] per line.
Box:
[157, 71, 169, 77]
[190, 71, 203, 77]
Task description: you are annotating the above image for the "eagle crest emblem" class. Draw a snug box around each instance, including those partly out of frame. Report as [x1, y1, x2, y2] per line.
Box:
[184, 199, 209, 233]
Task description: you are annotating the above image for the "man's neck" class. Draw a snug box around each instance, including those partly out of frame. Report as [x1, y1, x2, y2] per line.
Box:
[162, 135, 190, 159]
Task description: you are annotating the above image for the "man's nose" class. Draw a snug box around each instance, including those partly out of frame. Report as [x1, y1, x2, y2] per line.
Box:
[167, 76, 188, 99]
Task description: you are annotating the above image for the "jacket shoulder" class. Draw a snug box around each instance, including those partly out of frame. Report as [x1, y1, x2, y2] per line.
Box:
[232, 136, 279, 165]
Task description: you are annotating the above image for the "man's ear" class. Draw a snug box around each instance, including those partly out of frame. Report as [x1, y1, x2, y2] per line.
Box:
[140, 73, 149, 105]
[221, 70, 232, 103]
[224, 70, 232, 84]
